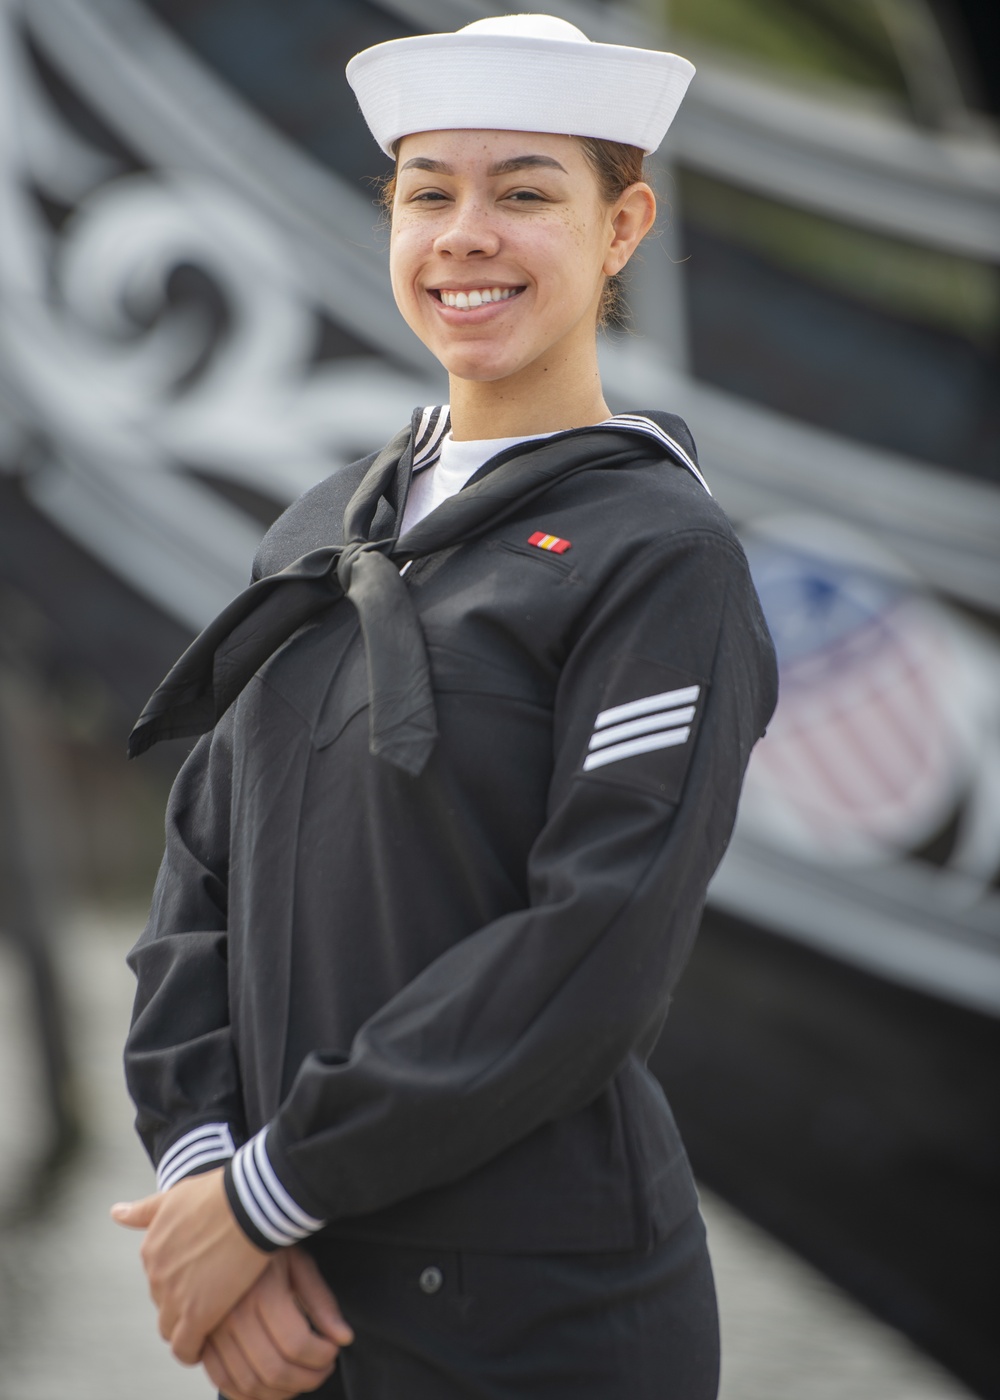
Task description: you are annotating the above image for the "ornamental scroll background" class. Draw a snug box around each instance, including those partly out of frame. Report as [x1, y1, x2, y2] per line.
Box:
[0, 0, 439, 630]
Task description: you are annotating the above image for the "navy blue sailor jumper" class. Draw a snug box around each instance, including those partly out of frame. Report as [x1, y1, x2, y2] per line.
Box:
[124, 408, 777, 1256]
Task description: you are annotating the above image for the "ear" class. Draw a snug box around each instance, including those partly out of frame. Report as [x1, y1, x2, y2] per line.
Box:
[603, 183, 657, 278]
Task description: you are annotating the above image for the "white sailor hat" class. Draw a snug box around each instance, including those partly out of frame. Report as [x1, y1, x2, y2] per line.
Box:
[346, 13, 695, 157]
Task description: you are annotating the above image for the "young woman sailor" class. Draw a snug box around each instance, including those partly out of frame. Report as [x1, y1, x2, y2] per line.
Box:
[115, 15, 777, 1399]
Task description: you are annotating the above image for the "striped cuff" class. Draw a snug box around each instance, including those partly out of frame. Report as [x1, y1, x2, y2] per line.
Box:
[156, 1122, 235, 1192]
[224, 1127, 326, 1251]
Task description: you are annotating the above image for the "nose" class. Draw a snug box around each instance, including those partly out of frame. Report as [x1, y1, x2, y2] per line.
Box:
[432, 197, 500, 260]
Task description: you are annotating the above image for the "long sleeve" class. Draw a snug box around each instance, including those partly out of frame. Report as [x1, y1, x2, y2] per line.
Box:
[224, 526, 777, 1248]
[124, 712, 246, 1189]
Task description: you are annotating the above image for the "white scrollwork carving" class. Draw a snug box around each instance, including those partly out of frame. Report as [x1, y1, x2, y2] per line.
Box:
[0, 0, 434, 627]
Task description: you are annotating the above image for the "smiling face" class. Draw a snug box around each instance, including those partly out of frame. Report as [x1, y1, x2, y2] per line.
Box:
[389, 130, 644, 393]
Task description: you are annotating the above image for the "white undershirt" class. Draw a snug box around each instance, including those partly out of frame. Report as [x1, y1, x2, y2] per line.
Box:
[400, 431, 556, 534]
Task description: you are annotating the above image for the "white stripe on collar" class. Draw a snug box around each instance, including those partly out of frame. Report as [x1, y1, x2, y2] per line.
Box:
[410, 407, 709, 494]
[596, 415, 711, 495]
[412, 405, 450, 471]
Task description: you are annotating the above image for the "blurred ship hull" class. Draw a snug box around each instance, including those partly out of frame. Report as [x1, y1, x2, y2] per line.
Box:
[653, 908, 1000, 1399]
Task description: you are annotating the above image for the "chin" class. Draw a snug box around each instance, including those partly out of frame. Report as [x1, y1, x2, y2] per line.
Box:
[439, 350, 523, 384]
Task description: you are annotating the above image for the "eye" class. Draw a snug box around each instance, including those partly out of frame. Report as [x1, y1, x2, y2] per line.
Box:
[408, 189, 450, 204]
[506, 189, 546, 203]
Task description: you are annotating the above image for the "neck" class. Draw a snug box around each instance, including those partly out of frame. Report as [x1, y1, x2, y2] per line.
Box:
[447, 342, 610, 442]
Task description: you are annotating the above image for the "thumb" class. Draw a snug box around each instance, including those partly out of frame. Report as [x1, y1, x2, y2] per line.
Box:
[110, 1193, 161, 1229]
[287, 1248, 354, 1346]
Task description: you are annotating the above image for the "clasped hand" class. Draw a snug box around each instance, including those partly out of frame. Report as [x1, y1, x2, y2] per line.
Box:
[112, 1168, 353, 1398]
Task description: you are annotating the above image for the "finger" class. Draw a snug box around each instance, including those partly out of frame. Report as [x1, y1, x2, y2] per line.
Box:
[249, 1269, 338, 1371]
[214, 1318, 318, 1400]
[170, 1312, 210, 1367]
[110, 1195, 161, 1229]
[287, 1249, 354, 1346]
[255, 1310, 338, 1381]
[204, 1344, 282, 1400]
[202, 1338, 242, 1399]
[211, 1325, 277, 1400]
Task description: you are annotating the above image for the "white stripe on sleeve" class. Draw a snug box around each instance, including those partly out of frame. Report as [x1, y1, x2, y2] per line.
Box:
[595, 686, 700, 730]
[157, 1123, 235, 1192]
[230, 1128, 327, 1247]
[583, 727, 691, 770]
[588, 705, 696, 751]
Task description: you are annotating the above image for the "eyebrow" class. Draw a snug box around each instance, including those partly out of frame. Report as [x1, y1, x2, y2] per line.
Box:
[398, 154, 568, 176]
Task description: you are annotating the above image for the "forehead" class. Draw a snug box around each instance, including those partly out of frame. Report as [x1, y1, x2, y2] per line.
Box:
[395, 129, 583, 171]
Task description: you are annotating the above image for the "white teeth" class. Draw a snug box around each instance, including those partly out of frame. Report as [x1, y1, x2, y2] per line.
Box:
[439, 287, 517, 308]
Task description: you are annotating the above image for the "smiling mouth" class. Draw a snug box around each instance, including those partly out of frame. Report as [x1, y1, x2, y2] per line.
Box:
[431, 287, 524, 309]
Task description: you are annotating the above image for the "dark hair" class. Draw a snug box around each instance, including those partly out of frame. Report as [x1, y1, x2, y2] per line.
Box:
[378, 136, 649, 327]
[576, 137, 647, 325]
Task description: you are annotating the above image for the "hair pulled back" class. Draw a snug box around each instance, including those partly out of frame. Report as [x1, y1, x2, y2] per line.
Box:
[576, 137, 646, 325]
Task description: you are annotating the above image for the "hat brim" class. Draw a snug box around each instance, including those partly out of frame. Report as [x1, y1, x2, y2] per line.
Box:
[346, 32, 695, 157]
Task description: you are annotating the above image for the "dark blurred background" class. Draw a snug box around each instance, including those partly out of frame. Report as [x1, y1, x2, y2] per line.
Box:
[1, 1, 998, 1395]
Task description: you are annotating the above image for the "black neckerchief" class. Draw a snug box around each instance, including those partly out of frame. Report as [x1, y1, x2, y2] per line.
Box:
[128, 411, 703, 776]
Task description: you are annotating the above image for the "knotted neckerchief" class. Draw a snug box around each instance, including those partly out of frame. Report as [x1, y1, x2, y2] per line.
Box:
[128, 418, 692, 776]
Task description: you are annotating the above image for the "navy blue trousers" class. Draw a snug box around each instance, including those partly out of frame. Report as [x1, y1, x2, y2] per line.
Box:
[297, 1210, 719, 1400]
